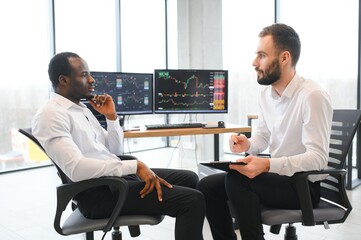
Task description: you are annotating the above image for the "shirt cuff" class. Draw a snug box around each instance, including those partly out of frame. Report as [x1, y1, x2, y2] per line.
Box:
[246, 142, 259, 156]
[120, 159, 137, 175]
[268, 157, 285, 174]
[106, 116, 122, 130]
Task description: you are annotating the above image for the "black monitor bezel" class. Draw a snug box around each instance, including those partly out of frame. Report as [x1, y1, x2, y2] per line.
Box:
[153, 69, 228, 114]
[90, 71, 154, 115]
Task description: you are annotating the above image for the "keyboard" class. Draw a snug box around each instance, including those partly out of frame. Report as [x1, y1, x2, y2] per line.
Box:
[145, 123, 205, 130]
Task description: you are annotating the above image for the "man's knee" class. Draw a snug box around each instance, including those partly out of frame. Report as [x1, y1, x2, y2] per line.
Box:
[225, 171, 250, 194]
[179, 169, 199, 189]
[197, 174, 214, 194]
[197, 173, 227, 198]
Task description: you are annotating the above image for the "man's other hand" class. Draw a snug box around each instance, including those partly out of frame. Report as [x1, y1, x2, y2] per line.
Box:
[136, 160, 173, 201]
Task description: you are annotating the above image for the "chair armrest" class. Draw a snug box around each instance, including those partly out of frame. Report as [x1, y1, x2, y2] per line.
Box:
[54, 177, 128, 235]
[293, 168, 347, 226]
[119, 155, 138, 161]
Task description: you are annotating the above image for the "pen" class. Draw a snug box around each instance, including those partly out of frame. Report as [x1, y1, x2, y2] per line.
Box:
[233, 132, 241, 145]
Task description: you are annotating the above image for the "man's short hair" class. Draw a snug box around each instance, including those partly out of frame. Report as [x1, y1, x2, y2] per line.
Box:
[259, 23, 301, 66]
[48, 52, 80, 89]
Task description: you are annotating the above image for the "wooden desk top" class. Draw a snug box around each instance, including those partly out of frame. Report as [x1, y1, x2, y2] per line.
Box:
[124, 124, 251, 138]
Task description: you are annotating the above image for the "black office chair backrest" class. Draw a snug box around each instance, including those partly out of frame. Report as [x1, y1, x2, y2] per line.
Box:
[321, 109, 361, 207]
[18, 128, 72, 184]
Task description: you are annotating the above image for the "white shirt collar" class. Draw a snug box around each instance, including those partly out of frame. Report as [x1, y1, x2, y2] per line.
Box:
[271, 73, 302, 100]
[51, 92, 86, 110]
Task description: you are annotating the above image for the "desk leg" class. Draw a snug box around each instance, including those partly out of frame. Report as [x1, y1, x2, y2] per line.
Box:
[214, 134, 219, 161]
[346, 127, 361, 190]
[347, 146, 353, 190]
[352, 128, 361, 188]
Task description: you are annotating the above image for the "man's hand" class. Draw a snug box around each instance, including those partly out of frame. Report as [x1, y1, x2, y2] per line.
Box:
[229, 133, 250, 153]
[136, 160, 173, 201]
[88, 94, 117, 120]
[229, 156, 270, 178]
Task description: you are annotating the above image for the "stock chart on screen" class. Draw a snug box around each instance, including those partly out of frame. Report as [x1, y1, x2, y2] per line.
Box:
[154, 69, 228, 114]
[90, 71, 153, 115]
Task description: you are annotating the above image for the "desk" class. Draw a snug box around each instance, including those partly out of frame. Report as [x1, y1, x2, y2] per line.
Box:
[124, 124, 251, 161]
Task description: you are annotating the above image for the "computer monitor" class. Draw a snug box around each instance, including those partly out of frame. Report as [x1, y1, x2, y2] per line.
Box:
[89, 71, 153, 115]
[154, 69, 228, 114]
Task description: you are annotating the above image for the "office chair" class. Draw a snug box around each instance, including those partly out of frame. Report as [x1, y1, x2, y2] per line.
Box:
[18, 128, 164, 240]
[261, 109, 361, 240]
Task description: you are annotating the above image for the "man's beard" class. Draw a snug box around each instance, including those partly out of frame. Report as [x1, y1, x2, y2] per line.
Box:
[256, 59, 281, 86]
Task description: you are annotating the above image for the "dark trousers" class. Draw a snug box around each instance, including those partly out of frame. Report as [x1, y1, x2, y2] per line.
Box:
[198, 171, 320, 240]
[76, 168, 205, 240]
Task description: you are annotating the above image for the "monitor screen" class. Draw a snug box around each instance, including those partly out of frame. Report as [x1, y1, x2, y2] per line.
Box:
[90, 71, 153, 115]
[154, 69, 228, 114]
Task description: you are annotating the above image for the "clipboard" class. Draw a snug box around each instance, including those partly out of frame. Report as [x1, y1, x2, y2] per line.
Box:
[200, 161, 247, 172]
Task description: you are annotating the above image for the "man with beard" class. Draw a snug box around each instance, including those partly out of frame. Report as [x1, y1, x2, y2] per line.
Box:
[198, 23, 333, 240]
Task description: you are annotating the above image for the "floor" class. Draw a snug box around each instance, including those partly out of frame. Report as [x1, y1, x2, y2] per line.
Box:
[0, 147, 361, 240]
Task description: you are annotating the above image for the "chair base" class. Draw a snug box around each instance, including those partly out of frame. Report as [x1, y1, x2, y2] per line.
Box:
[111, 226, 140, 240]
[270, 224, 281, 234]
[86, 232, 94, 240]
[284, 224, 298, 240]
[112, 227, 122, 240]
[128, 226, 141, 237]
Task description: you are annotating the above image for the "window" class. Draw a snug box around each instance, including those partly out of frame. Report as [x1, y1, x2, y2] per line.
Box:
[54, 0, 117, 71]
[278, 0, 358, 109]
[222, 0, 275, 126]
[120, 0, 167, 72]
[222, 0, 275, 152]
[120, 0, 175, 152]
[0, 0, 52, 172]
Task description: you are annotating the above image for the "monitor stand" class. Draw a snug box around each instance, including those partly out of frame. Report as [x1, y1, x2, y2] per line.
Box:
[119, 114, 125, 128]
